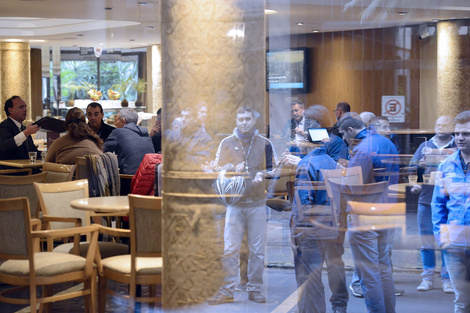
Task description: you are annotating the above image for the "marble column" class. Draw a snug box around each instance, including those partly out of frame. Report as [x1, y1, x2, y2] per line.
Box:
[147, 45, 163, 114]
[161, 0, 265, 308]
[437, 21, 469, 117]
[0, 42, 32, 121]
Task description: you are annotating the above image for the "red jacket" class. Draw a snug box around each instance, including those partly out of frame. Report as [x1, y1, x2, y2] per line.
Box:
[131, 153, 162, 195]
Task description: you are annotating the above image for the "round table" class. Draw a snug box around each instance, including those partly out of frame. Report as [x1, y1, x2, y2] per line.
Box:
[388, 182, 422, 194]
[70, 196, 129, 214]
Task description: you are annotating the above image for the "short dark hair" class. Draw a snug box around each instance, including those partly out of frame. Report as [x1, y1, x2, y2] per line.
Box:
[338, 116, 365, 132]
[157, 108, 162, 115]
[86, 102, 103, 114]
[369, 116, 389, 125]
[4, 96, 20, 116]
[336, 101, 351, 113]
[455, 111, 470, 125]
[237, 105, 254, 116]
[290, 100, 304, 109]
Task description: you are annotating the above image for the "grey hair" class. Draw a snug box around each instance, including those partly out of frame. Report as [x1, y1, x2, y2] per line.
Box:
[119, 107, 138, 124]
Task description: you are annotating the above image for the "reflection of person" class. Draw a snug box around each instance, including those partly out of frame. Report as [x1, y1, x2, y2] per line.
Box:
[331, 102, 352, 138]
[359, 111, 376, 127]
[86, 102, 115, 142]
[339, 116, 399, 313]
[284, 100, 305, 142]
[104, 108, 155, 175]
[290, 106, 349, 313]
[432, 111, 470, 312]
[410, 116, 455, 293]
[370, 116, 401, 153]
[46, 107, 102, 164]
[167, 107, 213, 170]
[0, 96, 41, 163]
[150, 108, 162, 153]
[196, 101, 208, 132]
[209, 106, 277, 305]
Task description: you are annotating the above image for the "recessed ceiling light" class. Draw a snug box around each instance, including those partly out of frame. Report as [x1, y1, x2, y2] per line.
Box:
[29, 39, 47, 43]
[5, 39, 24, 42]
[265, 9, 277, 15]
[138, 1, 149, 5]
[398, 11, 407, 16]
[147, 26, 154, 29]
[99, 42, 104, 46]
[77, 34, 84, 37]
[312, 30, 319, 33]
[104, 7, 112, 11]
[130, 39, 135, 41]
[297, 22, 304, 26]
[432, 19, 439, 22]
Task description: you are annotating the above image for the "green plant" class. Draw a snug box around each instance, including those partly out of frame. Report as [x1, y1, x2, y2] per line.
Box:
[111, 77, 132, 99]
[132, 78, 147, 95]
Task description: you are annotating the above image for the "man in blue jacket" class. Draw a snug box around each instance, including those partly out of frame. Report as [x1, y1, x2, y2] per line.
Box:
[432, 110, 470, 312]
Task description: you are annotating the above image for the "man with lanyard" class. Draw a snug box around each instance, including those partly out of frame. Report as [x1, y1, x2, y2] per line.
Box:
[432, 111, 470, 312]
[86, 102, 115, 142]
[410, 116, 456, 293]
[209, 105, 277, 305]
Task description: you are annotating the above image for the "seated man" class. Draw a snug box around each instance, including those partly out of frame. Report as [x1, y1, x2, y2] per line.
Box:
[103, 108, 155, 175]
[86, 102, 115, 141]
[0, 96, 41, 165]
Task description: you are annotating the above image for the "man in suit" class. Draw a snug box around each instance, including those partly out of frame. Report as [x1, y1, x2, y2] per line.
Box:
[86, 102, 115, 142]
[0, 96, 41, 164]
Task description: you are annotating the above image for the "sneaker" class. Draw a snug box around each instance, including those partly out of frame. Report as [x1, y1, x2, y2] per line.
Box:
[207, 292, 234, 305]
[235, 283, 246, 292]
[417, 280, 433, 291]
[248, 291, 266, 303]
[442, 281, 454, 294]
[333, 306, 347, 313]
[395, 289, 405, 296]
[349, 284, 364, 298]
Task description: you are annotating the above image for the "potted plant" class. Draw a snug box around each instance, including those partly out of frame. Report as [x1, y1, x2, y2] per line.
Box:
[111, 78, 131, 107]
[131, 78, 147, 107]
[62, 81, 82, 106]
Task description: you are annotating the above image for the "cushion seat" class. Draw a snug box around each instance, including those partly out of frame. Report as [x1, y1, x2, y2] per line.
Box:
[53, 241, 129, 259]
[102, 255, 162, 275]
[0, 252, 85, 276]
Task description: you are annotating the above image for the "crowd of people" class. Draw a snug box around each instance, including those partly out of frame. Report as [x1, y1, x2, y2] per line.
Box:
[1, 95, 470, 313]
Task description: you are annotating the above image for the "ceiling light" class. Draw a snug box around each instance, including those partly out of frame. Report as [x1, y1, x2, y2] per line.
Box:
[130, 39, 135, 41]
[432, 19, 439, 22]
[138, 2, 148, 5]
[99, 42, 104, 46]
[147, 26, 154, 29]
[397, 11, 407, 16]
[77, 34, 84, 37]
[297, 22, 304, 26]
[104, 7, 112, 11]
[5, 39, 24, 42]
[265, 9, 277, 15]
[312, 30, 319, 33]
[29, 39, 47, 43]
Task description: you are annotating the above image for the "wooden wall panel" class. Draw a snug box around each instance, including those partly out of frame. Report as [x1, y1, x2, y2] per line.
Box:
[30, 48, 42, 120]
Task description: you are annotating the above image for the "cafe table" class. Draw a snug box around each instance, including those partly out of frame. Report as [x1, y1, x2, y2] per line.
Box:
[388, 182, 422, 194]
[0, 159, 44, 168]
[70, 195, 129, 215]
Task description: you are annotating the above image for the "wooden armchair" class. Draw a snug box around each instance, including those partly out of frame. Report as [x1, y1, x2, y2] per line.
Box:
[0, 197, 99, 312]
[42, 162, 76, 183]
[98, 195, 162, 312]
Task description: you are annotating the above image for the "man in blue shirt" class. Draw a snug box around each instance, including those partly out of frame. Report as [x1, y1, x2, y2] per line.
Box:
[432, 111, 470, 312]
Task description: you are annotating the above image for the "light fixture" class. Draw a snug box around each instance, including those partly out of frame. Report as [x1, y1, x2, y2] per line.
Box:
[147, 26, 154, 29]
[5, 39, 24, 42]
[397, 11, 407, 16]
[297, 22, 304, 26]
[265, 9, 277, 15]
[138, 1, 148, 5]
[432, 19, 439, 23]
[312, 30, 319, 33]
[130, 39, 135, 41]
[104, 7, 112, 11]
[99, 42, 104, 46]
[30, 39, 47, 43]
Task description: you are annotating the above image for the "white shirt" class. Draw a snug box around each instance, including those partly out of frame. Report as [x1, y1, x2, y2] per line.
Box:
[9, 117, 27, 147]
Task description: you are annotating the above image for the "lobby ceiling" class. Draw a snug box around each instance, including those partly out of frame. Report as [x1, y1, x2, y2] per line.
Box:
[0, 0, 469, 50]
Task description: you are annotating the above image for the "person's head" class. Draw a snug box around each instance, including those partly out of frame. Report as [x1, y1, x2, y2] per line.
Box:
[370, 116, 391, 137]
[236, 105, 257, 135]
[290, 100, 304, 123]
[86, 102, 104, 130]
[115, 108, 138, 128]
[303, 105, 331, 129]
[4, 96, 27, 123]
[435, 115, 454, 139]
[66, 107, 103, 149]
[180, 108, 195, 130]
[359, 111, 376, 127]
[196, 101, 208, 124]
[454, 111, 470, 155]
[155, 108, 162, 127]
[334, 101, 351, 121]
[338, 116, 366, 144]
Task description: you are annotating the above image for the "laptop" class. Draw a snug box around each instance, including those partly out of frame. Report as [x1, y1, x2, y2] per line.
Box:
[308, 128, 329, 143]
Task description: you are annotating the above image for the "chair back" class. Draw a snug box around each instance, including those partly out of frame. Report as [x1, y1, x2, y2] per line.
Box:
[0, 172, 47, 218]
[34, 179, 90, 230]
[75, 153, 120, 197]
[321, 166, 363, 199]
[128, 195, 162, 256]
[0, 197, 31, 260]
[43, 162, 76, 183]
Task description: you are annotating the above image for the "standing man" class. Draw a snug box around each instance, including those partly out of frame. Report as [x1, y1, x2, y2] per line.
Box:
[433, 111, 470, 312]
[209, 106, 277, 305]
[285, 100, 306, 142]
[331, 101, 352, 138]
[86, 102, 115, 142]
[103, 108, 155, 175]
[0, 96, 41, 163]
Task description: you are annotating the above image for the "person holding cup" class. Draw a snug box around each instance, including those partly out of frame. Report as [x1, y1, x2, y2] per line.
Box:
[410, 116, 456, 293]
[0, 96, 41, 167]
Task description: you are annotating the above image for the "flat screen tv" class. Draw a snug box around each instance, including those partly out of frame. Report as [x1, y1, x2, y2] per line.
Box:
[266, 48, 308, 93]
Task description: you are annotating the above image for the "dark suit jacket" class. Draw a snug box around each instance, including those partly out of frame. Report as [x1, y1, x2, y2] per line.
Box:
[0, 117, 39, 161]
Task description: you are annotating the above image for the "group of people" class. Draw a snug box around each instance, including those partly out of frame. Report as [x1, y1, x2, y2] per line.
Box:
[2, 95, 470, 313]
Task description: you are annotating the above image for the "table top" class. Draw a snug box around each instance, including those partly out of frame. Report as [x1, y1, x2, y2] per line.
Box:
[70, 196, 129, 213]
[0, 159, 44, 168]
[388, 183, 422, 193]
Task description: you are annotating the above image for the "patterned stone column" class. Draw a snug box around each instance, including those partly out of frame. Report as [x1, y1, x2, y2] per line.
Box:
[0, 42, 32, 121]
[437, 21, 468, 117]
[161, 0, 265, 308]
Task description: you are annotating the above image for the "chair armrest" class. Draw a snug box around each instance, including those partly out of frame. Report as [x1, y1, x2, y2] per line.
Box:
[30, 218, 42, 231]
[43, 215, 82, 227]
[98, 225, 131, 237]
